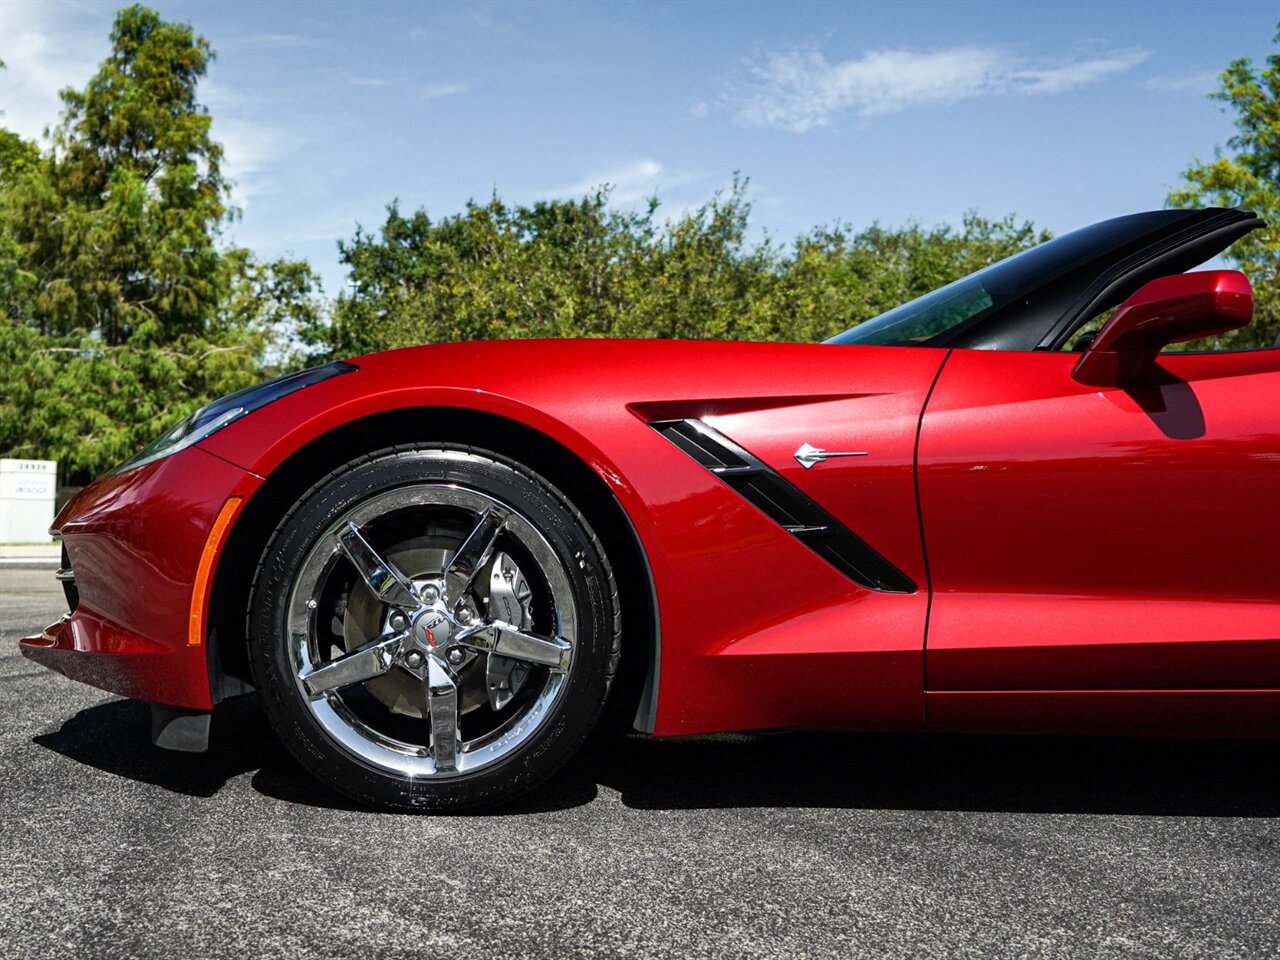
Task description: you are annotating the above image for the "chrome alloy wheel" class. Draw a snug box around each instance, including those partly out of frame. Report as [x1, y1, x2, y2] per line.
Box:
[285, 483, 578, 779]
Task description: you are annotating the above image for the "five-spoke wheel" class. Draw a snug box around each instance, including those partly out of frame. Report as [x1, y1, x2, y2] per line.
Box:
[251, 447, 619, 810]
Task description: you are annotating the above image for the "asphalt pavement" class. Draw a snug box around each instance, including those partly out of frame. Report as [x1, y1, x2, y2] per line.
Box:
[1, 565, 1277, 960]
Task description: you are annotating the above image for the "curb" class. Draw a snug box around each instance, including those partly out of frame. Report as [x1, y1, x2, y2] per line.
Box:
[0, 545, 61, 562]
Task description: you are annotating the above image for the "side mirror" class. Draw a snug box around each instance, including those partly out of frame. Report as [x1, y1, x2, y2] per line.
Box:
[1072, 270, 1253, 388]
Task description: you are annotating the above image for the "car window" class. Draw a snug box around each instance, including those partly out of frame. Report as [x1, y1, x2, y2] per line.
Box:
[1062, 308, 1114, 352]
[826, 210, 1205, 348]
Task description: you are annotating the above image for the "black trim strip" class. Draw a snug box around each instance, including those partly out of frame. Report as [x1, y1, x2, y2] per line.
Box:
[59, 543, 79, 613]
[651, 419, 916, 594]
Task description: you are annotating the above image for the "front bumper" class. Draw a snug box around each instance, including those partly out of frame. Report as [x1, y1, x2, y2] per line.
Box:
[20, 447, 261, 709]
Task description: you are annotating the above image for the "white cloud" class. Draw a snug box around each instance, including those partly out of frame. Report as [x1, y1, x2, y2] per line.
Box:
[0, 0, 110, 143]
[1142, 71, 1219, 95]
[200, 79, 296, 215]
[729, 46, 1150, 132]
[341, 70, 390, 87]
[238, 33, 319, 49]
[1008, 53, 1150, 94]
[209, 114, 285, 214]
[420, 81, 468, 101]
[546, 159, 682, 205]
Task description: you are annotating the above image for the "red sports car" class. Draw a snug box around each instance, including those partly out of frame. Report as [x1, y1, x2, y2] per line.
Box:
[22, 207, 1280, 810]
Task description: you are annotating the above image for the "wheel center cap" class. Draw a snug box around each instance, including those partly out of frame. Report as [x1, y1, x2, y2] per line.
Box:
[412, 609, 452, 649]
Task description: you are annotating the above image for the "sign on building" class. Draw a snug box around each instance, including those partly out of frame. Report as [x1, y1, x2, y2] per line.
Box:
[0, 459, 57, 543]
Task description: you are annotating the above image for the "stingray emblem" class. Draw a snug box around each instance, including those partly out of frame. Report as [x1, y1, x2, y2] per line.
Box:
[416, 614, 447, 647]
[793, 442, 869, 470]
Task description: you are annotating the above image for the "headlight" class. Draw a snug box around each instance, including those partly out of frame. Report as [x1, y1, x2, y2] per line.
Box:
[114, 361, 357, 475]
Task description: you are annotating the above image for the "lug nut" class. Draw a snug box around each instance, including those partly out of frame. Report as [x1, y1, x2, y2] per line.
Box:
[422, 585, 440, 603]
[388, 610, 408, 631]
[455, 607, 472, 625]
[447, 648, 466, 665]
[405, 651, 424, 668]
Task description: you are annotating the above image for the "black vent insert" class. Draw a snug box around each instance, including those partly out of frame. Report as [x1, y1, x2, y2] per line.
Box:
[652, 419, 916, 594]
[57, 542, 79, 613]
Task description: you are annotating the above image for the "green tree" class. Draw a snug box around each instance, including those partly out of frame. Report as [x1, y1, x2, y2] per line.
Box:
[0, 6, 320, 483]
[306, 180, 1044, 359]
[0, 64, 41, 327]
[1169, 28, 1280, 347]
[11, 5, 227, 345]
[745, 213, 1047, 343]
[0, 129, 40, 187]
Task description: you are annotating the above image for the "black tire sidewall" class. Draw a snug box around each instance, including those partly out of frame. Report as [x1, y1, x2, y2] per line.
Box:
[249, 446, 617, 811]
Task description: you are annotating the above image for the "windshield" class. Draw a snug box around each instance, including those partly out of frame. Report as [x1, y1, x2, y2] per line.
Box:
[826, 210, 1203, 347]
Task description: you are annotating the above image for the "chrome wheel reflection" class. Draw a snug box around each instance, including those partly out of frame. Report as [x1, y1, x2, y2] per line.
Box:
[285, 475, 577, 779]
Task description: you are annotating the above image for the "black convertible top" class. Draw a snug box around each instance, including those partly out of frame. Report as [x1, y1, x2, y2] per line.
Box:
[828, 207, 1263, 352]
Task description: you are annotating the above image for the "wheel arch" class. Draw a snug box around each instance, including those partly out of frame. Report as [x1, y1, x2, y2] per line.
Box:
[207, 406, 660, 732]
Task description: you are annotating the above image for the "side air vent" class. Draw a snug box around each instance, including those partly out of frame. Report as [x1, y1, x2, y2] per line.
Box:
[57, 542, 79, 613]
[651, 419, 916, 594]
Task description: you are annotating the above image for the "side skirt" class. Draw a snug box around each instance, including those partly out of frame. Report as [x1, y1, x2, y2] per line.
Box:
[927, 689, 1280, 738]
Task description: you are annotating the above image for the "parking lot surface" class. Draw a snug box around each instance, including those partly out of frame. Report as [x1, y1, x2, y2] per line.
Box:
[1, 566, 1277, 959]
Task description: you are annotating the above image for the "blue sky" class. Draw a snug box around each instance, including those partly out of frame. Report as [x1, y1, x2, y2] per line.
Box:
[2, 0, 1275, 295]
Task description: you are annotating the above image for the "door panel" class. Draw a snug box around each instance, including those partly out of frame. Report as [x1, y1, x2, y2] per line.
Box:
[919, 348, 1280, 691]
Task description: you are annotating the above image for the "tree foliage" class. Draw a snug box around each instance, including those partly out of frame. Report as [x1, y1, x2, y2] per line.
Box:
[307, 181, 1046, 359]
[0, 6, 320, 483]
[1169, 28, 1280, 348]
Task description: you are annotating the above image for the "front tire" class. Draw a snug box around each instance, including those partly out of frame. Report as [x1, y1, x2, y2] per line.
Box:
[249, 445, 620, 811]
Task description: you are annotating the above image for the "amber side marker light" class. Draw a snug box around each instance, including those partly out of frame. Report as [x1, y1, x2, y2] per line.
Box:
[189, 497, 243, 646]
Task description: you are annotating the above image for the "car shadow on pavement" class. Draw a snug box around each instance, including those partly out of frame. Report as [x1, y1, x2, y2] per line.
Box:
[34, 696, 305, 802]
[575, 730, 1280, 817]
[34, 696, 1280, 817]
[32, 694, 596, 814]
